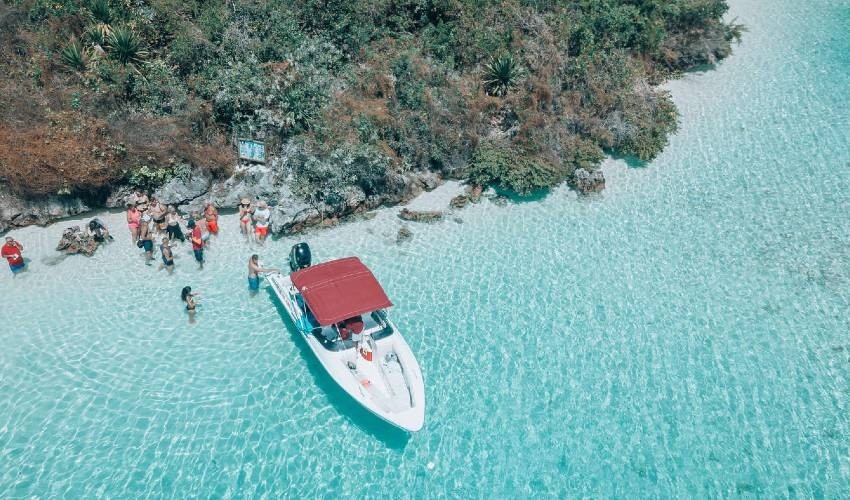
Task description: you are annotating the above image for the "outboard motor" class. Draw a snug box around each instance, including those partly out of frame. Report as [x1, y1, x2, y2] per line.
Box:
[289, 242, 312, 272]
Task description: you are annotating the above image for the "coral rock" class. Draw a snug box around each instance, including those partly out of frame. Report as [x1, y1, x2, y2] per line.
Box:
[398, 208, 444, 222]
[55, 226, 99, 256]
[572, 168, 606, 194]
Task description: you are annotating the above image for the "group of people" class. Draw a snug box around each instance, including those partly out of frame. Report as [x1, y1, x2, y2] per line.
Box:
[3, 193, 283, 321]
[126, 195, 220, 270]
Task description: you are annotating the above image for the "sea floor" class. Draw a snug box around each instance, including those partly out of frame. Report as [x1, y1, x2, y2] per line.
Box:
[1, 0, 849, 496]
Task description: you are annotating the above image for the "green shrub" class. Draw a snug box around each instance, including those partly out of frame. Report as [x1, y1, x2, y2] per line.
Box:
[88, 0, 111, 24]
[126, 164, 174, 190]
[106, 27, 147, 66]
[483, 54, 525, 97]
[59, 39, 89, 72]
[468, 143, 567, 195]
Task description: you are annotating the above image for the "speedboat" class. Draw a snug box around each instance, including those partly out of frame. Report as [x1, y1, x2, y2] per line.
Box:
[268, 243, 425, 432]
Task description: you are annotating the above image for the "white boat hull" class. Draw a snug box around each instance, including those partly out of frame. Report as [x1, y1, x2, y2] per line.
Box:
[268, 272, 425, 432]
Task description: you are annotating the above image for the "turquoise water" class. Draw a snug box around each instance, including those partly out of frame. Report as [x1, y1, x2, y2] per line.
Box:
[2, 0, 849, 496]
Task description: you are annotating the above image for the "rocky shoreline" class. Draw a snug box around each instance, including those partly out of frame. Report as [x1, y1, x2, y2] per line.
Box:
[1, 156, 610, 236]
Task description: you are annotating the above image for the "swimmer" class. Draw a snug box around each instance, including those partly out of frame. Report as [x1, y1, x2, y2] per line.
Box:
[247, 254, 279, 292]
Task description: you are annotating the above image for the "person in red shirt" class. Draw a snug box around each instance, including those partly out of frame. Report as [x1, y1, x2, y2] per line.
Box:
[188, 219, 204, 269]
[1, 236, 25, 274]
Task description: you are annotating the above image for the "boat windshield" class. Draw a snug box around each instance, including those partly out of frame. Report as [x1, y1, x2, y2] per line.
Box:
[311, 310, 394, 351]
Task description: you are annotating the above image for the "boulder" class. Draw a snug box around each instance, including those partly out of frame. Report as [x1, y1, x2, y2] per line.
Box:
[398, 208, 444, 223]
[492, 196, 509, 207]
[571, 168, 606, 194]
[0, 186, 89, 232]
[466, 184, 484, 203]
[55, 226, 99, 256]
[396, 226, 413, 243]
[449, 194, 470, 209]
[155, 164, 213, 206]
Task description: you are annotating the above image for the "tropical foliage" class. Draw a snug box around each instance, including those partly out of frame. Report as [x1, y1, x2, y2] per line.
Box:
[0, 0, 741, 197]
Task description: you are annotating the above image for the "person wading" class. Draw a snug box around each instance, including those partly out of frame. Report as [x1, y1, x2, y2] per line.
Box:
[247, 254, 278, 293]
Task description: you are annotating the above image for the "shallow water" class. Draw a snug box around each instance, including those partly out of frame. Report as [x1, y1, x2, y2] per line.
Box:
[1, 0, 849, 496]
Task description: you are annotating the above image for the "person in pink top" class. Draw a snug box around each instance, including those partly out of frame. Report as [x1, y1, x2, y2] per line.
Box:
[126, 203, 142, 243]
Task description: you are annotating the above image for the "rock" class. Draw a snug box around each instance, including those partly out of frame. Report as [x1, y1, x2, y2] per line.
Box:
[449, 194, 470, 209]
[466, 184, 483, 203]
[55, 226, 99, 256]
[453, 217, 464, 224]
[571, 168, 606, 194]
[398, 208, 444, 223]
[396, 226, 413, 243]
[492, 196, 509, 207]
[104, 185, 136, 208]
[155, 164, 213, 206]
[418, 171, 443, 191]
[0, 186, 89, 232]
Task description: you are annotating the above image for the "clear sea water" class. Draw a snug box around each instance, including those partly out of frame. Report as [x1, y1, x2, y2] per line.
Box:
[2, 0, 849, 497]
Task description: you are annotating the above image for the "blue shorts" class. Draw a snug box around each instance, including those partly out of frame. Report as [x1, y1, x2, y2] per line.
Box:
[248, 276, 260, 290]
[193, 249, 204, 262]
[9, 262, 25, 273]
[142, 240, 153, 252]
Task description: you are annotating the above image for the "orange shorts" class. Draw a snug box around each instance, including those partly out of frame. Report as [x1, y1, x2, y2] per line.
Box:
[255, 226, 269, 236]
[207, 219, 219, 234]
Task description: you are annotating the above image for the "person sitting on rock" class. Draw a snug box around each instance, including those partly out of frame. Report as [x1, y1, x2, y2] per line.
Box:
[87, 218, 112, 243]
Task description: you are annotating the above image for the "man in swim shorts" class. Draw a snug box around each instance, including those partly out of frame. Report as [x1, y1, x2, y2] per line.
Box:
[253, 200, 271, 244]
[247, 254, 278, 292]
[188, 219, 204, 269]
[1, 236, 25, 274]
[139, 214, 154, 265]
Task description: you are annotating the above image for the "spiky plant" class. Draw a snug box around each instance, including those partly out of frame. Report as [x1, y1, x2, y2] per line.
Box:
[59, 39, 89, 71]
[482, 54, 526, 97]
[106, 27, 148, 66]
[85, 23, 112, 46]
[89, 0, 111, 24]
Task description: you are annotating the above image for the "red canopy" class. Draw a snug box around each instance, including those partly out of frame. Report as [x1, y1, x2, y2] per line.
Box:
[291, 257, 393, 326]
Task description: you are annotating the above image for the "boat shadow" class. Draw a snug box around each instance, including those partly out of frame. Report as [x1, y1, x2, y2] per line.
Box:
[265, 287, 412, 450]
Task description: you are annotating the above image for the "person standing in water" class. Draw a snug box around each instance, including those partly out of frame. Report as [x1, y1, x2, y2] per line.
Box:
[160, 237, 174, 273]
[138, 214, 154, 265]
[181, 286, 199, 323]
[1, 236, 25, 274]
[126, 202, 141, 243]
[247, 254, 279, 292]
[204, 201, 219, 235]
[238, 198, 253, 240]
[165, 205, 185, 242]
[253, 200, 271, 245]
[188, 219, 204, 269]
[149, 197, 167, 233]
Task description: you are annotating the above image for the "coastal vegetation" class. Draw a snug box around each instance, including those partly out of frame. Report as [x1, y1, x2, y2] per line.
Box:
[0, 0, 742, 201]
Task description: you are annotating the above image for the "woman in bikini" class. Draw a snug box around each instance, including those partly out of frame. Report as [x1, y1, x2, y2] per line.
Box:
[238, 198, 253, 240]
[126, 203, 141, 243]
[204, 201, 219, 235]
[181, 286, 199, 323]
